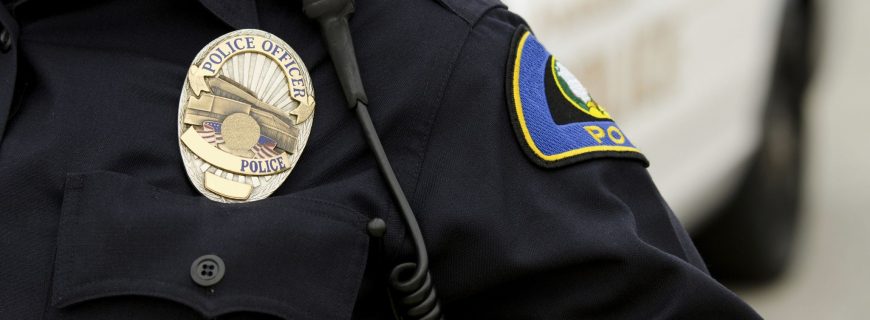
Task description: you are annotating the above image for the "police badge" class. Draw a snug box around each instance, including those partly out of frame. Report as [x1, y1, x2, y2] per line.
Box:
[178, 29, 315, 202]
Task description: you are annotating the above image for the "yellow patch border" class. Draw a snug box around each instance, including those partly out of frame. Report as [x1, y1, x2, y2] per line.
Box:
[511, 31, 641, 162]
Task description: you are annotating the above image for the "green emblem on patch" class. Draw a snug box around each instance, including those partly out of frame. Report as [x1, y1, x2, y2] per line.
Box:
[552, 60, 610, 119]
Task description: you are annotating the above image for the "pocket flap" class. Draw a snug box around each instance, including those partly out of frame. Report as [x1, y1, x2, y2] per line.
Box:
[52, 171, 369, 319]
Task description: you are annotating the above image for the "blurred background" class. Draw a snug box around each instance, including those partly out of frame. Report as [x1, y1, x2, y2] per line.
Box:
[504, 0, 870, 318]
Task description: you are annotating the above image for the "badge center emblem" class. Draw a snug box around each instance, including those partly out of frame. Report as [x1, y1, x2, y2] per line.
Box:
[178, 29, 315, 202]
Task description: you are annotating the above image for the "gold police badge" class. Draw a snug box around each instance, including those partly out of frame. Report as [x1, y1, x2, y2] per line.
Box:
[178, 29, 315, 202]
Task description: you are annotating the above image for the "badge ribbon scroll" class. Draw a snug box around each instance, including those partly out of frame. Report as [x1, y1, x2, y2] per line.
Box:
[178, 29, 316, 202]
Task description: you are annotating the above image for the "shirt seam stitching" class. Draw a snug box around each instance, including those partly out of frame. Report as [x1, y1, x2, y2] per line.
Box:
[402, 9, 504, 263]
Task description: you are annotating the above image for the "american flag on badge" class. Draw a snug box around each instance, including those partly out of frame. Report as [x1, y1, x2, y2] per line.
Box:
[252, 136, 281, 159]
[196, 121, 226, 145]
[197, 121, 282, 159]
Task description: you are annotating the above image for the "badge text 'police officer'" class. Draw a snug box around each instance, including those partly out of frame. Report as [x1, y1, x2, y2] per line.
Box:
[178, 29, 315, 202]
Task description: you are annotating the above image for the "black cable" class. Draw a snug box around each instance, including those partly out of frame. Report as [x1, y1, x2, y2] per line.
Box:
[302, 0, 443, 319]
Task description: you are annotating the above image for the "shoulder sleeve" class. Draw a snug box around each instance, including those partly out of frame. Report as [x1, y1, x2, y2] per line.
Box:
[412, 7, 761, 319]
[431, 0, 506, 26]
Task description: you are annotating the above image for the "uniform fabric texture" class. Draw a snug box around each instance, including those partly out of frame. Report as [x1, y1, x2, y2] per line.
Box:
[0, 0, 759, 319]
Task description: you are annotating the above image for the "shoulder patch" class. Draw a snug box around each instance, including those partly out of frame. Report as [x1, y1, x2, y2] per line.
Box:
[506, 26, 648, 168]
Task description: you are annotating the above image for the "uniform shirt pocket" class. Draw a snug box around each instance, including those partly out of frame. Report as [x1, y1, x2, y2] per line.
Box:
[49, 171, 369, 319]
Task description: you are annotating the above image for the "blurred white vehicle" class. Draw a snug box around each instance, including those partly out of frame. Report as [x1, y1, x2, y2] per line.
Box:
[505, 0, 813, 281]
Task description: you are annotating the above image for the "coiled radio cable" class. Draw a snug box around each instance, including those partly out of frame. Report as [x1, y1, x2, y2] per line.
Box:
[302, 0, 443, 319]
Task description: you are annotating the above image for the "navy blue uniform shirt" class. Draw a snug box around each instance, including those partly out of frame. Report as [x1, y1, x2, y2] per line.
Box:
[0, 0, 761, 318]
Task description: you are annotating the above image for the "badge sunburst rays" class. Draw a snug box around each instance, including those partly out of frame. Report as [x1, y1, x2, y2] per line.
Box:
[206, 52, 300, 191]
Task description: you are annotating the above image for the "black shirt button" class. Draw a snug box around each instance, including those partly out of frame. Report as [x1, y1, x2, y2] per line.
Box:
[367, 218, 386, 238]
[190, 254, 225, 287]
[0, 28, 10, 53]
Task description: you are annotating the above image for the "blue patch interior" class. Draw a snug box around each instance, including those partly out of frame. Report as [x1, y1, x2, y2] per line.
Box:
[517, 35, 638, 156]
